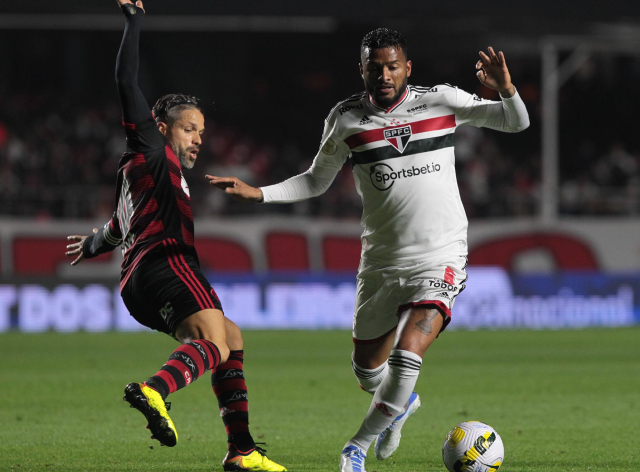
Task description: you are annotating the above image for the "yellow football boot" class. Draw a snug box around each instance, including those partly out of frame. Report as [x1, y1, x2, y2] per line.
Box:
[123, 382, 178, 447]
[222, 444, 287, 471]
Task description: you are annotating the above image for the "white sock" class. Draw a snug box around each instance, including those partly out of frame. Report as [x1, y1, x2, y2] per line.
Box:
[347, 349, 422, 452]
[351, 354, 388, 395]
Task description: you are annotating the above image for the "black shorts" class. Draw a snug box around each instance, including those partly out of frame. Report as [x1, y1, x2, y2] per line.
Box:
[121, 248, 223, 336]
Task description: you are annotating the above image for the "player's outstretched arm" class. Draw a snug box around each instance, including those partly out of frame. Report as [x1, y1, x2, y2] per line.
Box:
[65, 215, 124, 266]
[476, 46, 515, 98]
[205, 175, 264, 203]
[115, 0, 151, 126]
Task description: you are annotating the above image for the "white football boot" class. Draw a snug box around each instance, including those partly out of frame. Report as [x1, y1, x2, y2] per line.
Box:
[340, 445, 367, 472]
[374, 392, 421, 460]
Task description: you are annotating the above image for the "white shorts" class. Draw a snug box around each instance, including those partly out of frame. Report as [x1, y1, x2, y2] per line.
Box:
[352, 255, 467, 344]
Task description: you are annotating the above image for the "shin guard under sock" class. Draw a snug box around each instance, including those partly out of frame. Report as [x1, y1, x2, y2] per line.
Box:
[145, 339, 221, 400]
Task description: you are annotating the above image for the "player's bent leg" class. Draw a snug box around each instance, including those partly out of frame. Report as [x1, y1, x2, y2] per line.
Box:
[125, 309, 228, 447]
[352, 328, 396, 394]
[175, 308, 230, 362]
[215, 317, 287, 471]
[393, 306, 444, 357]
[224, 316, 244, 351]
[374, 306, 444, 460]
[214, 317, 254, 450]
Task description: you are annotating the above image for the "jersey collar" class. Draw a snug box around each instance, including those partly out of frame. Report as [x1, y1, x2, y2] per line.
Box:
[368, 87, 409, 114]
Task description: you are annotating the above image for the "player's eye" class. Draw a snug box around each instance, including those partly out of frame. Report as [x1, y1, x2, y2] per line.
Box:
[185, 129, 193, 133]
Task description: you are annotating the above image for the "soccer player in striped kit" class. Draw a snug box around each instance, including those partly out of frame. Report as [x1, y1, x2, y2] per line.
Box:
[64, 1, 286, 470]
[207, 28, 529, 471]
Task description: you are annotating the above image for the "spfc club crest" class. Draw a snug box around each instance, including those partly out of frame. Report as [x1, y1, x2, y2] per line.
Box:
[384, 125, 412, 153]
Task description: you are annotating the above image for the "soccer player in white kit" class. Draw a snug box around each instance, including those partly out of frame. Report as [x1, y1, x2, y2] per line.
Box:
[207, 28, 529, 471]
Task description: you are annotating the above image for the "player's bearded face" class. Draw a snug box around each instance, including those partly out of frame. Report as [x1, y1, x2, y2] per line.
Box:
[360, 47, 412, 108]
[165, 109, 205, 170]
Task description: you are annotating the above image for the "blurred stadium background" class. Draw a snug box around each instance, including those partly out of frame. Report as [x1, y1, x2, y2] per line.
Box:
[1, 0, 639, 332]
[2, 2, 640, 471]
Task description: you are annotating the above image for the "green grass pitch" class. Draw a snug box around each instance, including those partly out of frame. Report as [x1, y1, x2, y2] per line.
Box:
[1, 328, 639, 471]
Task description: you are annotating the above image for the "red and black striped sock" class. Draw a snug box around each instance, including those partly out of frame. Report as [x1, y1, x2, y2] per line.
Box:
[211, 350, 255, 452]
[145, 339, 221, 400]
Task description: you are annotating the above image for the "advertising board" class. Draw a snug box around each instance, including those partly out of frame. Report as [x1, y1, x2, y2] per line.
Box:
[1, 268, 637, 332]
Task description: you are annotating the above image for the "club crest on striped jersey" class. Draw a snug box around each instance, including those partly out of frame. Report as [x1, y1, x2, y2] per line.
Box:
[384, 125, 412, 154]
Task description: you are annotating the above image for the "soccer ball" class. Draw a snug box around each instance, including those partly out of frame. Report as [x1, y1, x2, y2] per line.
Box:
[442, 421, 504, 472]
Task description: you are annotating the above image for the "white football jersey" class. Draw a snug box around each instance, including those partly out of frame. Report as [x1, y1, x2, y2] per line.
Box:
[261, 84, 529, 265]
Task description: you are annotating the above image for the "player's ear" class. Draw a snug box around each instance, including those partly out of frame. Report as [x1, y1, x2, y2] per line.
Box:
[406, 60, 412, 77]
[157, 121, 169, 137]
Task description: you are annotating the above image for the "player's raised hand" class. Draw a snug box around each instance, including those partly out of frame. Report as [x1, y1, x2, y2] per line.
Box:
[476, 47, 514, 98]
[65, 228, 98, 266]
[205, 175, 264, 203]
[115, 0, 145, 13]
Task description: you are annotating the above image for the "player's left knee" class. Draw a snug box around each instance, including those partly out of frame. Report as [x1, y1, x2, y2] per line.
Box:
[224, 317, 244, 351]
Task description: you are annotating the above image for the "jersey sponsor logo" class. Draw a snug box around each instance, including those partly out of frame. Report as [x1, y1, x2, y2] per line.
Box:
[338, 103, 364, 115]
[358, 115, 373, 126]
[384, 125, 412, 153]
[413, 86, 438, 93]
[427, 279, 458, 292]
[321, 138, 338, 155]
[407, 104, 428, 114]
[369, 161, 442, 191]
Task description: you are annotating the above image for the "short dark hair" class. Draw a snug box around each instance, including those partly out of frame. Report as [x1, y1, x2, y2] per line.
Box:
[152, 94, 204, 125]
[361, 28, 408, 59]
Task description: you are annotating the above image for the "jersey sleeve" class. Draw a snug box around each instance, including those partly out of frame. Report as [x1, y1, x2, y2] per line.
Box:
[82, 213, 123, 259]
[121, 118, 166, 154]
[448, 85, 530, 133]
[115, 4, 165, 153]
[260, 113, 350, 203]
[314, 115, 352, 170]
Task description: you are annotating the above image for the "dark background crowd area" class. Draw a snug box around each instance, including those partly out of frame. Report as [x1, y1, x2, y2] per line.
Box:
[1, 21, 639, 221]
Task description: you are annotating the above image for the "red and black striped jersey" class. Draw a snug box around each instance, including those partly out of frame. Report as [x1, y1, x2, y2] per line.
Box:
[114, 116, 197, 289]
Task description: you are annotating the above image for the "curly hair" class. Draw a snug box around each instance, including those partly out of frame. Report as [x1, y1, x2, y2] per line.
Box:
[151, 94, 204, 125]
[361, 28, 408, 58]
